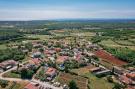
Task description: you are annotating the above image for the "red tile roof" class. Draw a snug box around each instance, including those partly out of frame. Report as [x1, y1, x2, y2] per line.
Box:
[46, 68, 56, 76]
[24, 83, 39, 89]
[126, 73, 135, 80]
[56, 56, 68, 63]
[120, 75, 132, 84]
[29, 58, 41, 65]
[54, 48, 61, 52]
[75, 53, 82, 61]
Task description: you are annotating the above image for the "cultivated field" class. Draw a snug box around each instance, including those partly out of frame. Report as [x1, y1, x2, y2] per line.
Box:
[94, 50, 127, 66]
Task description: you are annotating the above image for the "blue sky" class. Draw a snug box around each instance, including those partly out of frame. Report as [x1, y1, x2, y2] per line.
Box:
[0, 0, 135, 20]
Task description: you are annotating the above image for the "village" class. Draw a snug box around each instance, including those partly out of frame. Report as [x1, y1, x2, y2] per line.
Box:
[0, 35, 134, 89]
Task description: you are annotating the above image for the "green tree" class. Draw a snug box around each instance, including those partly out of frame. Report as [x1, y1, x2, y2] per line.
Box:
[25, 43, 33, 52]
[68, 80, 79, 89]
[0, 79, 9, 88]
[21, 68, 34, 79]
[113, 83, 125, 89]
[107, 76, 113, 83]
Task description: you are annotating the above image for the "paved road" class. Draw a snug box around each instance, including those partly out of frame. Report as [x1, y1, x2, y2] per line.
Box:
[0, 66, 29, 82]
[32, 79, 63, 89]
[0, 66, 63, 89]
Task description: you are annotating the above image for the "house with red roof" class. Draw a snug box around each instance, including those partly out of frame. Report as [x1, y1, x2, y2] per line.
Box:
[56, 56, 69, 64]
[45, 67, 57, 81]
[126, 73, 135, 81]
[119, 75, 133, 85]
[0, 60, 17, 72]
[54, 48, 61, 52]
[24, 82, 39, 89]
[29, 58, 41, 65]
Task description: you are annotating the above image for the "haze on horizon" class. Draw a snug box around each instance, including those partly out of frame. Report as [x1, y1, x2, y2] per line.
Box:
[0, 0, 135, 21]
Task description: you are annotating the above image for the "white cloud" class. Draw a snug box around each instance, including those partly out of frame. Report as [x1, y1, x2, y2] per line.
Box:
[0, 9, 135, 20]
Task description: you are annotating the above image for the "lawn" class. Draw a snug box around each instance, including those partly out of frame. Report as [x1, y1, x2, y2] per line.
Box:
[84, 73, 114, 89]
[0, 44, 7, 50]
[70, 65, 95, 75]
[2, 71, 21, 78]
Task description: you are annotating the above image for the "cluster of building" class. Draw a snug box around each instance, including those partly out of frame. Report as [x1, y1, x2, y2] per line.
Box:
[0, 60, 17, 72]
[0, 39, 135, 89]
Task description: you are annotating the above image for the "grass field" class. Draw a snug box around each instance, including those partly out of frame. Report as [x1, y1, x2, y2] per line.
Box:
[99, 39, 135, 51]
[3, 71, 21, 78]
[114, 40, 135, 46]
[71, 32, 96, 37]
[12, 81, 28, 89]
[84, 73, 114, 89]
[0, 44, 7, 49]
[70, 65, 95, 75]
[57, 72, 88, 89]
[26, 34, 51, 41]
[99, 39, 121, 47]
[70, 67, 114, 89]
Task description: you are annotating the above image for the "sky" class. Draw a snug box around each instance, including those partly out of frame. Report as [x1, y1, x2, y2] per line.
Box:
[0, 0, 135, 21]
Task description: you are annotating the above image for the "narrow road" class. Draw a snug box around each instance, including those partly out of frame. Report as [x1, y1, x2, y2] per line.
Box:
[0, 66, 63, 89]
[32, 79, 63, 89]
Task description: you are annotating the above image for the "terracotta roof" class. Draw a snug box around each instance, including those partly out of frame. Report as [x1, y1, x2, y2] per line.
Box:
[75, 53, 82, 61]
[46, 68, 56, 76]
[24, 83, 39, 89]
[29, 58, 41, 65]
[56, 56, 68, 63]
[54, 48, 61, 52]
[120, 75, 132, 84]
[127, 86, 135, 89]
[0, 60, 17, 68]
[126, 73, 135, 79]
[44, 50, 56, 55]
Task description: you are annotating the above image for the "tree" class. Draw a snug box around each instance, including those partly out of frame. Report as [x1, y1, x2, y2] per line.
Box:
[68, 80, 78, 89]
[25, 43, 33, 52]
[113, 83, 125, 89]
[0, 79, 9, 88]
[21, 68, 34, 79]
[107, 75, 113, 83]
[16, 62, 20, 72]
[39, 48, 44, 53]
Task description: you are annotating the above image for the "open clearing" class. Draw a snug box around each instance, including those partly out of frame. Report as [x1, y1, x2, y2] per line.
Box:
[0, 44, 7, 50]
[26, 34, 51, 41]
[70, 67, 114, 89]
[99, 39, 135, 51]
[57, 72, 88, 89]
[84, 73, 114, 89]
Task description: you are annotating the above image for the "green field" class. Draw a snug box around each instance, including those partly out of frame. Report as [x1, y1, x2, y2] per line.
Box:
[0, 44, 7, 50]
[114, 40, 135, 46]
[99, 39, 121, 47]
[99, 39, 135, 51]
[70, 68, 114, 89]
[3, 71, 21, 78]
[26, 34, 51, 41]
[85, 73, 114, 89]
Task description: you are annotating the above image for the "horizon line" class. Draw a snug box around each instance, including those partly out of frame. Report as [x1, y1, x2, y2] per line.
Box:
[0, 18, 135, 21]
